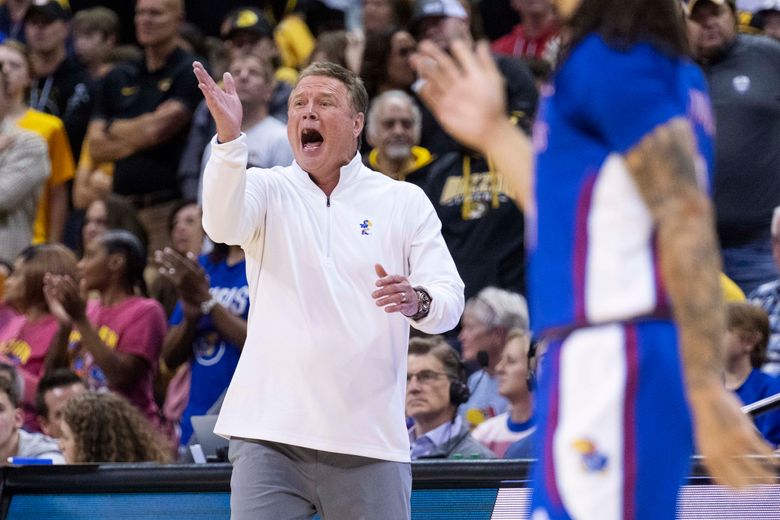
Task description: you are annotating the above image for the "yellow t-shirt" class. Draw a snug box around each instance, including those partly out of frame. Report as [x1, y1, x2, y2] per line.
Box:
[275, 14, 315, 70]
[275, 66, 298, 88]
[17, 109, 75, 244]
[721, 273, 746, 302]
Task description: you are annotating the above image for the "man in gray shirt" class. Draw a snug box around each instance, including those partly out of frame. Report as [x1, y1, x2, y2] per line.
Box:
[688, 0, 780, 294]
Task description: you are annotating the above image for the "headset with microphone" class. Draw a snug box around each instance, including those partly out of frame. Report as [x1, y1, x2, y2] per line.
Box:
[465, 349, 491, 399]
[449, 359, 471, 407]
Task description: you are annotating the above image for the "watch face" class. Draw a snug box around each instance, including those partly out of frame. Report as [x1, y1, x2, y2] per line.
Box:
[414, 288, 431, 316]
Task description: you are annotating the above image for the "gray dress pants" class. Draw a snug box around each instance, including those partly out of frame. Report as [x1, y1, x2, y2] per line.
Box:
[229, 438, 412, 520]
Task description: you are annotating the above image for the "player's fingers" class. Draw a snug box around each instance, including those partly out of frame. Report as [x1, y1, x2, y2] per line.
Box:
[475, 40, 502, 81]
[419, 40, 461, 82]
[449, 39, 481, 77]
[412, 77, 445, 121]
[413, 43, 457, 96]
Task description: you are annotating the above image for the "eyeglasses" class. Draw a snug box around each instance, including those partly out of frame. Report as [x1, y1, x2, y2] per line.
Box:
[406, 370, 449, 384]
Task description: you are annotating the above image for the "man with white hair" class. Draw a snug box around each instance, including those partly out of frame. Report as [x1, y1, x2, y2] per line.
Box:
[749, 206, 780, 375]
[365, 90, 433, 182]
[458, 286, 529, 427]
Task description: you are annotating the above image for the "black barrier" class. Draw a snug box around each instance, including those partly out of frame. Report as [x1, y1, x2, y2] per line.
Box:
[1, 459, 779, 519]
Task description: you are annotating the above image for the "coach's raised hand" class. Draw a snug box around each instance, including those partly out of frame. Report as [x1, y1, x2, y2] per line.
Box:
[192, 61, 242, 143]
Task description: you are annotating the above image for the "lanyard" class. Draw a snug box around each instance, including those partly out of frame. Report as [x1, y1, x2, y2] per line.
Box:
[29, 76, 54, 113]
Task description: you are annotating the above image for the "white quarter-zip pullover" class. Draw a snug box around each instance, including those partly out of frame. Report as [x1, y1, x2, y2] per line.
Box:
[203, 135, 464, 462]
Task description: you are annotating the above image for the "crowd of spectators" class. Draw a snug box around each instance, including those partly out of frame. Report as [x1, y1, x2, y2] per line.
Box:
[0, 0, 778, 468]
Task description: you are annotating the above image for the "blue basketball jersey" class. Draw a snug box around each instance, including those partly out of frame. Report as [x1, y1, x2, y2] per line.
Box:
[529, 34, 715, 337]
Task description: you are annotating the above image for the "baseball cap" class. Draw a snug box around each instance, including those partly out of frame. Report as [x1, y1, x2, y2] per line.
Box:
[687, 0, 736, 13]
[756, 0, 780, 13]
[220, 7, 274, 40]
[25, 0, 71, 22]
[411, 0, 467, 23]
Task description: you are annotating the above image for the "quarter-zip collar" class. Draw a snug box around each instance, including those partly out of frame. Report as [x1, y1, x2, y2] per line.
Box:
[290, 152, 365, 197]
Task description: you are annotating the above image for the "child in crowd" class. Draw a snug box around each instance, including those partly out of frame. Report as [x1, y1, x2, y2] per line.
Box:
[724, 302, 780, 447]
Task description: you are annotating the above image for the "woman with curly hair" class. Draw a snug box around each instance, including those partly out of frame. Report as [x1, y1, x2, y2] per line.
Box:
[59, 391, 170, 463]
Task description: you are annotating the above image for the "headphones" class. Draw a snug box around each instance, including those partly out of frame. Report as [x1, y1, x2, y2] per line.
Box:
[449, 376, 471, 407]
[448, 357, 471, 407]
[526, 340, 539, 392]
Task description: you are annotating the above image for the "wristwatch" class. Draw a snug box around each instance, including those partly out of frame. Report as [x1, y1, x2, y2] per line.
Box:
[410, 287, 432, 321]
[200, 296, 218, 315]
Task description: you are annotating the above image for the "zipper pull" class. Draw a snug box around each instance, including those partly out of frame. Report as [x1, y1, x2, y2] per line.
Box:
[326, 196, 331, 207]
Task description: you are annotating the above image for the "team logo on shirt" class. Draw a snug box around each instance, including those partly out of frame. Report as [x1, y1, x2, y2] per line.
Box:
[121, 86, 138, 96]
[572, 438, 608, 472]
[194, 332, 226, 366]
[158, 78, 172, 92]
[360, 219, 372, 235]
[1, 339, 31, 365]
[732, 75, 751, 94]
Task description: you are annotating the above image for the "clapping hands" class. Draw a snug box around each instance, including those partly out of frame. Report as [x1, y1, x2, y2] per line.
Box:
[43, 274, 86, 326]
[155, 248, 211, 320]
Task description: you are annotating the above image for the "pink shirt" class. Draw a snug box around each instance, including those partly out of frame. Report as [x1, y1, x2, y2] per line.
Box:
[0, 312, 59, 430]
[69, 296, 166, 425]
[0, 304, 17, 328]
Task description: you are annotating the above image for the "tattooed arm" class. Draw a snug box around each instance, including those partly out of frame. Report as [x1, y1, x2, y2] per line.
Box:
[625, 117, 775, 487]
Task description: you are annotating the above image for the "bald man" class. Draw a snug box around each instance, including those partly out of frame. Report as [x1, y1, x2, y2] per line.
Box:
[87, 0, 202, 254]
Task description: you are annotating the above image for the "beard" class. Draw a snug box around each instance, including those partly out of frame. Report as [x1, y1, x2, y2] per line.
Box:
[384, 142, 412, 161]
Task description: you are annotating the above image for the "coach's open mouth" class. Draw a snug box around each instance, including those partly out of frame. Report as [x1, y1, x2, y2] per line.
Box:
[301, 128, 324, 151]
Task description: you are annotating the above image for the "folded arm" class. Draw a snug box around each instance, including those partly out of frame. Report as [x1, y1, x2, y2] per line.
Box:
[88, 100, 192, 163]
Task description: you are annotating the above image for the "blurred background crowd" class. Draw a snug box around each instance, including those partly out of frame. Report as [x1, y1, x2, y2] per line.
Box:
[0, 0, 779, 465]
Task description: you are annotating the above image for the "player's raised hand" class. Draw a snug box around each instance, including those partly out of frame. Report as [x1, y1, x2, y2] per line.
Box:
[193, 61, 242, 143]
[689, 381, 778, 488]
[411, 39, 506, 155]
